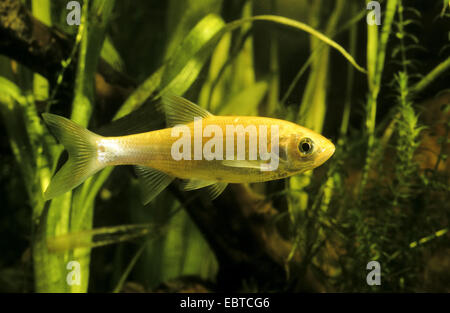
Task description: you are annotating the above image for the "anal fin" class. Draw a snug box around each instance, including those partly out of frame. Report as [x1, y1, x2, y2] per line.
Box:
[135, 166, 174, 204]
[206, 182, 228, 200]
[183, 179, 216, 191]
[182, 179, 228, 200]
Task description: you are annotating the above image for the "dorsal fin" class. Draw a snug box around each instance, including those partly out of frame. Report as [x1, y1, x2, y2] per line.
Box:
[161, 94, 213, 127]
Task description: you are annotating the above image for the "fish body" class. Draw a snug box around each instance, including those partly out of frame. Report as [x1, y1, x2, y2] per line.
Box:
[98, 116, 332, 182]
[42, 95, 335, 203]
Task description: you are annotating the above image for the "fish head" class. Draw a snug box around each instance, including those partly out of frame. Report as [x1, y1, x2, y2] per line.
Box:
[279, 125, 335, 173]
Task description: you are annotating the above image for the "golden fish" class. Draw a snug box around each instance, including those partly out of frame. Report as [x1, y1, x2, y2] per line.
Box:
[42, 95, 335, 203]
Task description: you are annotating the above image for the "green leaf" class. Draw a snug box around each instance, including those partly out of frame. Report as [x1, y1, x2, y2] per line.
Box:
[115, 14, 225, 119]
[164, 0, 223, 60]
[160, 14, 226, 95]
[119, 13, 366, 120]
[28, 0, 117, 293]
[101, 35, 125, 72]
[218, 81, 268, 116]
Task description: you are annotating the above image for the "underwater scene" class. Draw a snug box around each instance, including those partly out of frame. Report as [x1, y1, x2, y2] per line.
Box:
[0, 0, 448, 294]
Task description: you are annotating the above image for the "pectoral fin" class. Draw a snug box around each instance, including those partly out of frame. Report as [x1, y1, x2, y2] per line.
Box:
[135, 166, 174, 204]
[222, 145, 287, 172]
[222, 160, 266, 170]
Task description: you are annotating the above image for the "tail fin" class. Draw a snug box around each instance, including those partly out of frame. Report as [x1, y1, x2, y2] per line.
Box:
[42, 113, 104, 200]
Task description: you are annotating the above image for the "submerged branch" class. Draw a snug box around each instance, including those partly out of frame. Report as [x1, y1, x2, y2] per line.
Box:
[0, 0, 134, 111]
[170, 183, 322, 291]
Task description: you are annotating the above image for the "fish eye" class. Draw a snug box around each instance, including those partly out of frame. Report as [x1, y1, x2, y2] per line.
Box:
[298, 138, 314, 155]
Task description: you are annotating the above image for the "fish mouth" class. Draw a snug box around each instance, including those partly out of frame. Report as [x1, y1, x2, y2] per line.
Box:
[314, 138, 336, 167]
